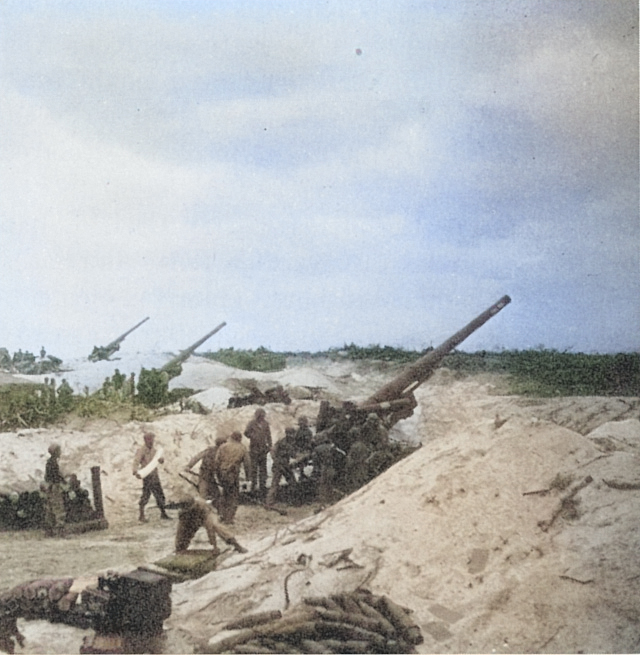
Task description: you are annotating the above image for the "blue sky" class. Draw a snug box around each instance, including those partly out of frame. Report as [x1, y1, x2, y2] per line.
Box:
[0, 1, 637, 359]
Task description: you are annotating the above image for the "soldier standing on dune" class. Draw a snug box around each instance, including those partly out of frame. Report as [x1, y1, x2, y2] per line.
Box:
[244, 408, 272, 499]
[43, 443, 66, 536]
[132, 432, 171, 523]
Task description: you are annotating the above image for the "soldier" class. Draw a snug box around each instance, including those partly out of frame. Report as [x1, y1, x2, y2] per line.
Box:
[244, 408, 272, 498]
[316, 400, 334, 433]
[63, 474, 95, 523]
[292, 415, 314, 480]
[214, 431, 250, 524]
[132, 432, 171, 523]
[293, 416, 313, 453]
[175, 495, 247, 555]
[185, 435, 228, 508]
[44, 443, 66, 535]
[127, 372, 136, 399]
[112, 369, 126, 392]
[311, 433, 337, 504]
[362, 413, 389, 449]
[344, 427, 371, 491]
[265, 428, 297, 507]
[57, 379, 74, 411]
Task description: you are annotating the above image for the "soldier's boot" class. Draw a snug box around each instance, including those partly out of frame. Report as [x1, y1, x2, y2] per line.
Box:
[228, 538, 247, 554]
[138, 507, 148, 523]
[160, 508, 172, 520]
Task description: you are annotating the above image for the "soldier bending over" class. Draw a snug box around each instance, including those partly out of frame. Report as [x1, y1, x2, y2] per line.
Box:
[175, 495, 247, 555]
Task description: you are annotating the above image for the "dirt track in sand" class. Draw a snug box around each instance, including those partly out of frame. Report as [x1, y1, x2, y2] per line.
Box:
[1, 363, 639, 654]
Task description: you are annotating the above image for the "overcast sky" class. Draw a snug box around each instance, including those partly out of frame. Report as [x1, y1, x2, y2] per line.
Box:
[1, 0, 638, 360]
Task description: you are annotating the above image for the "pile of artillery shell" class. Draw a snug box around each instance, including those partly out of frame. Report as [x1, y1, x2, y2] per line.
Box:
[0, 491, 45, 530]
[0, 578, 82, 625]
[202, 590, 423, 654]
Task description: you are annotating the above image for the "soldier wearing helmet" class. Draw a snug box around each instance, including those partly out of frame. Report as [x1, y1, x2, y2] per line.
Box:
[44, 444, 66, 536]
[243, 408, 272, 498]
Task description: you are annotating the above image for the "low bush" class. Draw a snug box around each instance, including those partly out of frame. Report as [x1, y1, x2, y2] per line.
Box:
[200, 347, 286, 372]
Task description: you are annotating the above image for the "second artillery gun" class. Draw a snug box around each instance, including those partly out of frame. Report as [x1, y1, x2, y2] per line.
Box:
[136, 322, 227, 408]
[88, 317, 150, 362]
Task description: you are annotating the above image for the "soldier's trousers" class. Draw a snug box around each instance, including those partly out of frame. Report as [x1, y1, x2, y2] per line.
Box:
[175, 507, 235, 552]
[44, 484, 66, 533]
[249, 451, 268, 494]
[266, 463, 296, 505]
[139, 470, 166, 510]
[218, 471, 240, 523]
[198, 475, 222, 510]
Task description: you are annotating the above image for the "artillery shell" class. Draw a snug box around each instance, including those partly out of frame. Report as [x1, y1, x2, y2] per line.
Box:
[314, 620, 386, 651]
[339, 594, 363, 615]
[299, 639, 329, 654]
[270, 641, 303, 654]
[56, 591, 79, 613]
[311, 607, 385, 635]
[255, 619, 317, 640]
[355, 599, 396, 637]
[224, 610, 283, 631]
[385, 637, 416, 654]
[48, 579, 73, 602]
[233, 642, 275, 654]
[340, 640, 371, 654]
[375, 596, 423, 645]
[303, 596, 342, 612]
[198, 629, 255, 654]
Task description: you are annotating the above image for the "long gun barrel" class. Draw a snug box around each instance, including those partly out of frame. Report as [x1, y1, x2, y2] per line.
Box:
[161, 322, 227, 372]
[106, 317, 150, 349]
[88, 317, 150, 362]
[364, 295, 511, 406]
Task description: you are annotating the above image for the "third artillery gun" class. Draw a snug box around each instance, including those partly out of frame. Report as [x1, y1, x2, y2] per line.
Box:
[88, 317, 150, 362]
[307, 296, 511, 492]
[136, 322, 227, 408]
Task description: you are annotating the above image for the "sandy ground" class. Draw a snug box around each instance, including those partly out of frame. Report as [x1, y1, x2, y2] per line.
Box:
[1, 357, 639, 653]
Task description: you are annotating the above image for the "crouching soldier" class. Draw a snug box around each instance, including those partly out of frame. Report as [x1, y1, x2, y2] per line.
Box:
[175, 495, 247, 555]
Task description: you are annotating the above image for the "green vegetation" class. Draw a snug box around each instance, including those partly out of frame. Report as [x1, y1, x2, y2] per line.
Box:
[200, 346, 287, 372]
[443, 349, 640, 397]
[1, 347, 637, 431]
[0, 384, 62, 431]
[328, 343, 427, 364]
[324, 344, 639, 397]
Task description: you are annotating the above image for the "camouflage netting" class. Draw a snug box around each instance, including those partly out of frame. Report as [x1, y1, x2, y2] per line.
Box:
[200, 590, 423, 654]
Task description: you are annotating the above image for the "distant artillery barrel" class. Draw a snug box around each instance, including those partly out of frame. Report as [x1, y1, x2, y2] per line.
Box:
[363, 295, 511, 407]
[88, 316, 150, 362]
[161, 322, 227, 373]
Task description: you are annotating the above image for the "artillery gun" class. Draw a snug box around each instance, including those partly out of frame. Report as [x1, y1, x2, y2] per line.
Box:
[136, 323, 227, 408]
[88, 317, 150, 362]
[359, 294, 512, 427]
[160, 322, 227, 379]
